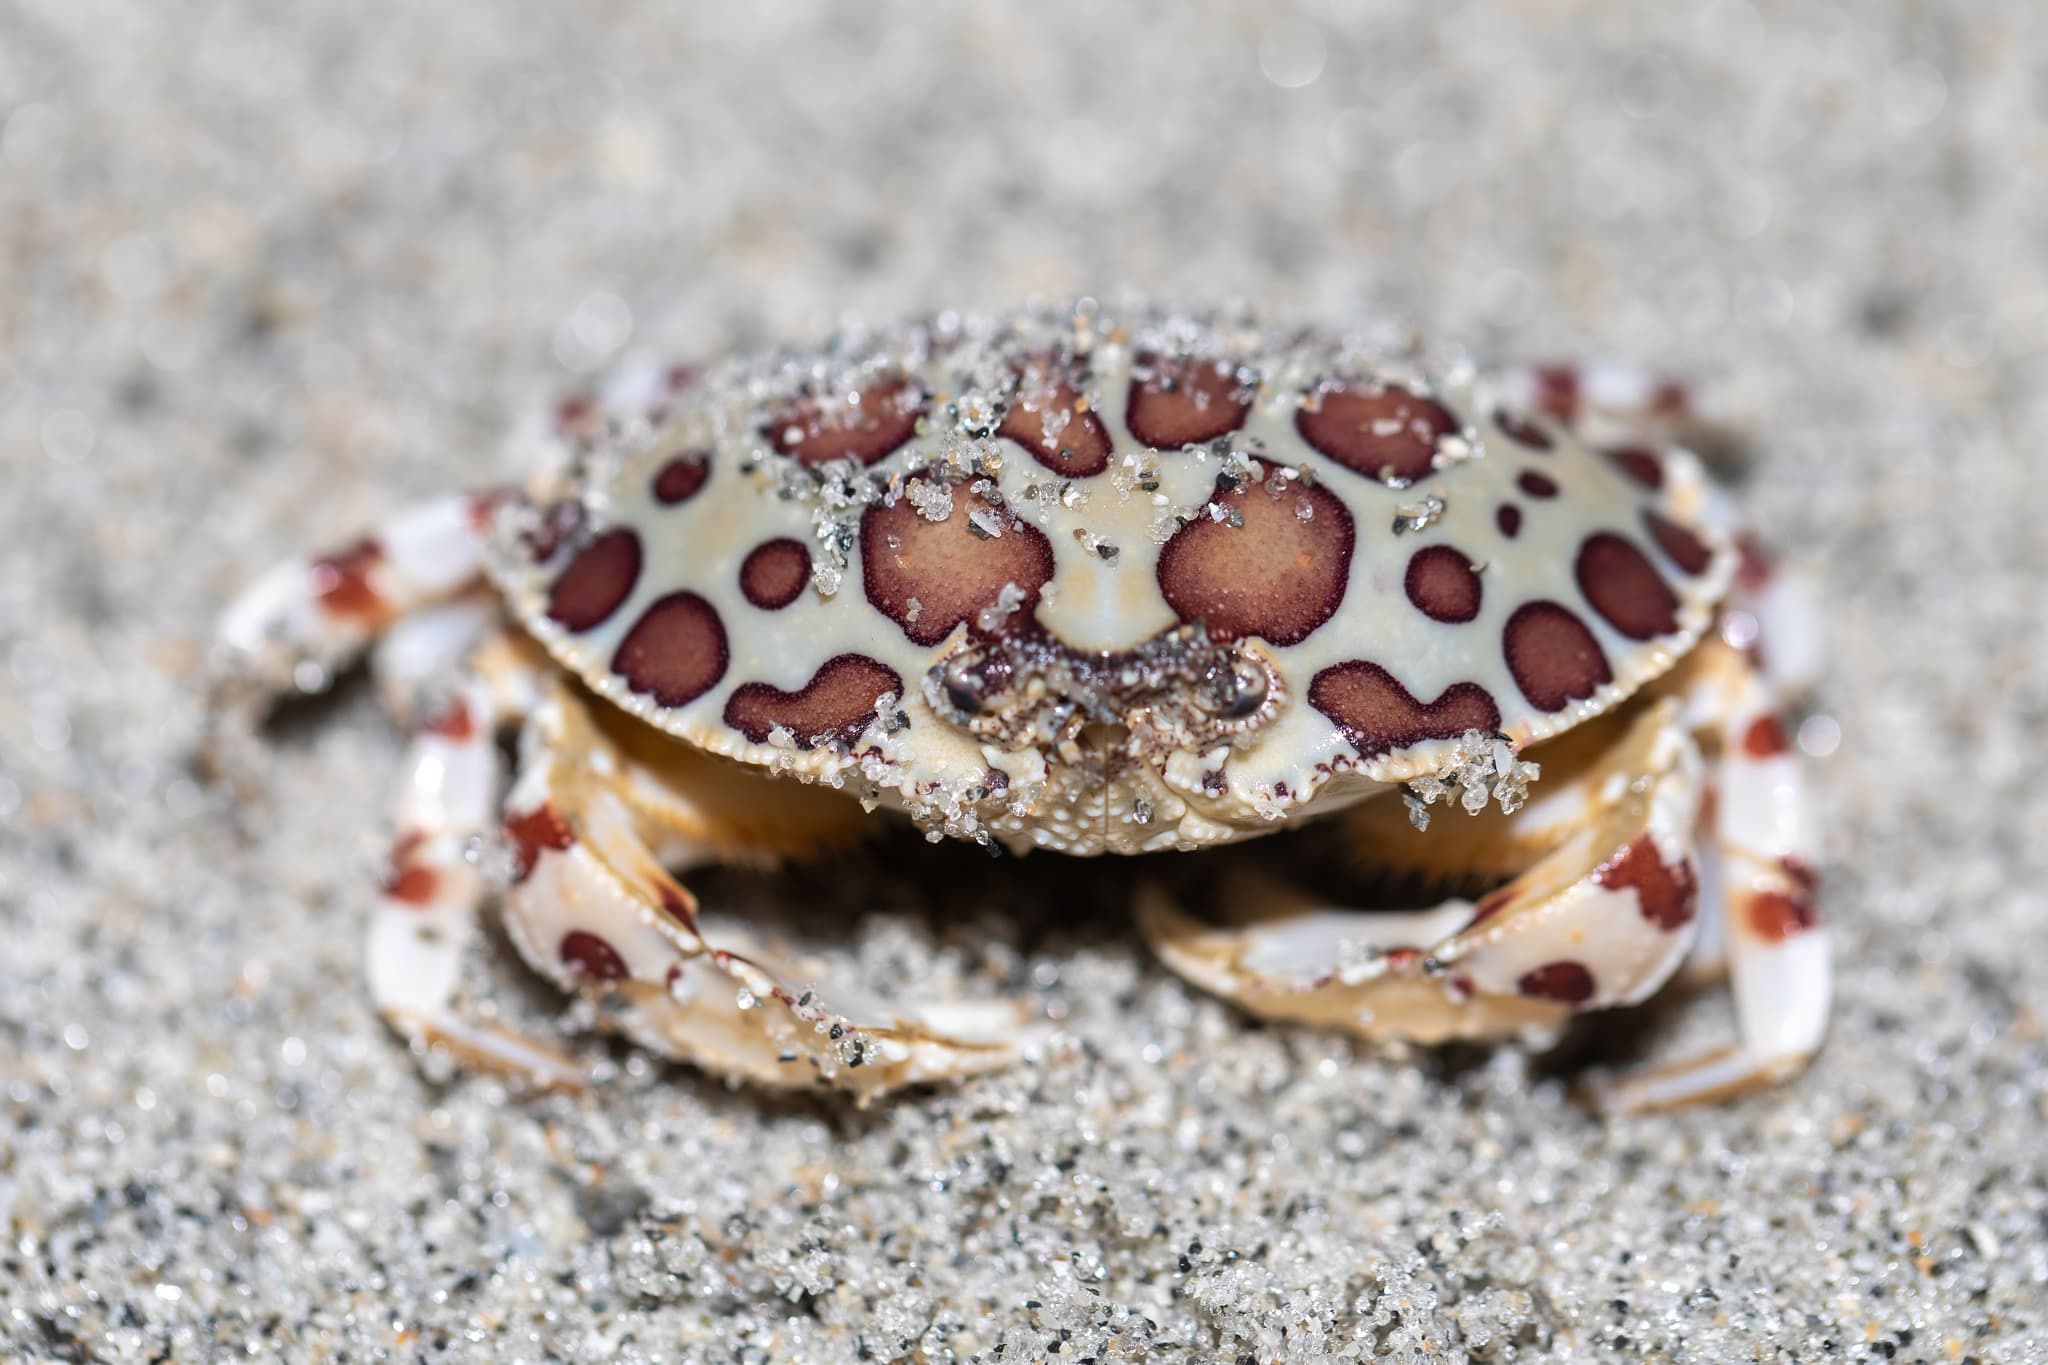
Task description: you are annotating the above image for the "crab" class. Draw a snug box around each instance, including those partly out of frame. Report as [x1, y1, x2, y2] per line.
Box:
[214, 301, 1828, 1113]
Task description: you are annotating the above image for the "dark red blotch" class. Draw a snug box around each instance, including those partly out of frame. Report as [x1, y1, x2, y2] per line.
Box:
[1308, 661, 1501, 760]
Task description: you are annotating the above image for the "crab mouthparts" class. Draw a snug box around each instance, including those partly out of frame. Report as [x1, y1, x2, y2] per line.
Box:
[923, 621, 1281, 765]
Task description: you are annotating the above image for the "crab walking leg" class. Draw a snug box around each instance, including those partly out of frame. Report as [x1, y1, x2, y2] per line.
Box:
[1591, 649, 1827, 1112]
[1723, 534, 1827, 702]
[497, 681, 1031, 1096]
[214, 493, 500, 709]
[368, 592, 502, 725]
[1499, 360, 1737, 460]
[1139, 699, 1711, 1051]
[364, 634, 586, 1088]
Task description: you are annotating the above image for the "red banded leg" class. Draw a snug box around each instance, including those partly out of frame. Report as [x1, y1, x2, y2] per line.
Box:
[365, 631, 585, 1087]
[1590, 640, 1826, 1111]
[497, 680, 1033, 1096]
[1139, 698, 1712, 1058]
[368, 592, 502, 725]
[1501, 360, 1743, 472]
[214, 493, 501, 712]
[1509, 357, 1830, 1104]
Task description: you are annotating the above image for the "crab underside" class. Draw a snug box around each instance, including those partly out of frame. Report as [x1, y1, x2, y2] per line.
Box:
[214, 304, 1828, 1114]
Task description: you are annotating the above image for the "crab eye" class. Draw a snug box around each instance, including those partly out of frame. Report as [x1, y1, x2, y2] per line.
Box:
[937, 650, 1016, 718]
[1203, 656, 1270, 719]
[944, 666, 984, 715]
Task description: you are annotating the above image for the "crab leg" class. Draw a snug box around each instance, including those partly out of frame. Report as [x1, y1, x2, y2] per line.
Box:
[365, 630, 586, 1087]
[1504, 349, 1826, 695]
[1138, 698, 1711, 1054]
[1589, 641, 1827, 1111]
[1500, 359, 1743, 473]
[495, 680, 1032, 1096]
[1140, 638, 1829, 1112]
[214, 493, 501, 712]
[368, 592, 503, 725]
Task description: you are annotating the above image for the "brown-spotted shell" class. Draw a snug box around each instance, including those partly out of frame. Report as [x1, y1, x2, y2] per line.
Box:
[492, 305, 1733, 856]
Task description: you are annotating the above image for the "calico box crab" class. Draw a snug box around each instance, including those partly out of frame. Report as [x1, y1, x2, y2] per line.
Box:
[216, 302, 1827, 1112]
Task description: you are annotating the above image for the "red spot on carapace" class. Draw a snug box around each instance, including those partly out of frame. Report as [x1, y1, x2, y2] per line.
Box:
[1594, 834, 1699, 931]
[1644, 509, 1713, 576]
[505, 803, 575, 883]
[767, 376, 923, 467]
[559, 930, 630, 982]
[1403, 544, 1483, 624]
[1747, 890, 1820, 943]
[1605, 445, 1665, 490]
[1576, 532, 1680, 640]
[652, 452, 711, 505]
[739, 538, 812, 611]
[1517, 960, 1595, 1003]
[1156, 463, 1356, 645]
[546, 528, 643, 632]
[1296, 382, 1460, 484]
[311, 538, 386, 621]
[1126, 353, 1253, 449]
[1308, 661, 1501, 760]
[1496, 504, 1523, 539]
[1742, 714, 1790, 758]
[1504, 601, 1612, 712]
[612, 591, 730, 708]
[1001, 355, 1112, 476]
[1516, 470, 1559, 499]
[1494, 408, 1553, 451]
[860, 478, 1055, 647]
[724, 653, 902, 749]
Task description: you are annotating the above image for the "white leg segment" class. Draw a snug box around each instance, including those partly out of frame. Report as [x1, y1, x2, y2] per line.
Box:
[214, 493, 498, 707]
[369, 593, 501, 726]
[1498, 360, 1703, 452]
[1594, 644, 1827, 1112]
[364, 637, 586, 1088]
[1140, 699, 1712, 1053]
[495, 681, 1033, 1096]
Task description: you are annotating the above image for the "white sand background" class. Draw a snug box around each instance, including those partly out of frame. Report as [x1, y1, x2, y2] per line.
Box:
[4, 3, 2045, 1360]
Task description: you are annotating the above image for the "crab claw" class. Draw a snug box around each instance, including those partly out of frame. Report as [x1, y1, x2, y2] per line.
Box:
[1138, 696, 1708, 1058]
[497, 681, 1035, 1096]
